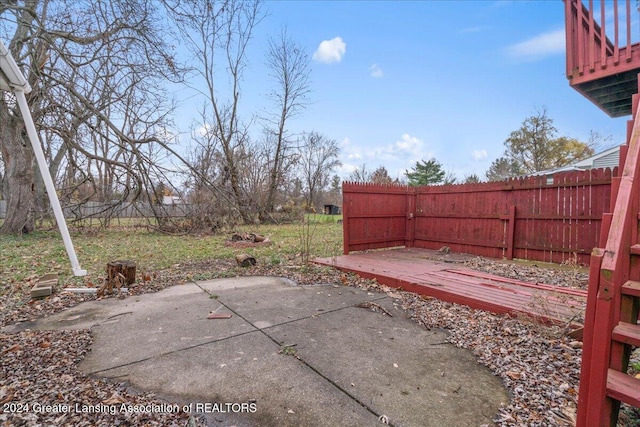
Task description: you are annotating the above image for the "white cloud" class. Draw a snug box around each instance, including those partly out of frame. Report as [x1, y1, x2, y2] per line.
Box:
[195, 124, 212, 137]
[506, 29, 565, 60]
[313, 37, 346, 63]
[338, 133, 436, 179]
[337, 163, 358, 176]
[460, 26, 490, 34]
[369, 64, 383, 78]
[394, 134, 423, 156]
[362, 134, 432, 163]
[471, 149, 488, 160]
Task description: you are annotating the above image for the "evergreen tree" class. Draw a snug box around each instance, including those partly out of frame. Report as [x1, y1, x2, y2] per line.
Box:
[405, 158, 446, 186]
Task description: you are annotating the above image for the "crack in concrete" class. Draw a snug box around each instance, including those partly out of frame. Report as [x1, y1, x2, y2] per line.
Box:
[90, 281, 392, 424]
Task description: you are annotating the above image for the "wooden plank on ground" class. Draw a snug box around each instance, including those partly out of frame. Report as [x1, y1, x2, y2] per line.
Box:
[314, 248, 587, 326]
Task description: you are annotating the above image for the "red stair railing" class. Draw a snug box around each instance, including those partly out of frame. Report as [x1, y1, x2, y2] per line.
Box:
[577, 86, 640, 426]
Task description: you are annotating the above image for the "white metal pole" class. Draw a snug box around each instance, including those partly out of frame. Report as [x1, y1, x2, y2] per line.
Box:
[14, 91, 87, 276]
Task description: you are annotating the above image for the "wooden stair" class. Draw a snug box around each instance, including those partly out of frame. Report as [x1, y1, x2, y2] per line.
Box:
[576, 83, 640, 426]
[622, 280, 640, 298]
[607, 369, 640, 408]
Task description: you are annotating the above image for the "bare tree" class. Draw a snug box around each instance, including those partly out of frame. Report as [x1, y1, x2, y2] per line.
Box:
[182, 110, 236, 231]
[0, 0, 180, 233]
[443, 170, 458, 185]
[348, 164, 399, 185]
[370, 166, 400, 185]
[168, 0, 264, 224]
[261, 27, 311, 220]
[348, 164, 372, 183]
[0, 158, 4, 199]
[463, 174, 482, 184]
[298, 132, 341, 209]
[485, 157, 521, 182]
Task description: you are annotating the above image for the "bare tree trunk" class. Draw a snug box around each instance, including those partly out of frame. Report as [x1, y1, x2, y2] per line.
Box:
[170, 0, 263, 225]
[1, 0, 181, 233]
[0, 164, 4, 200]
[261, 29, 310, 221]
[0, 98, 35, 233]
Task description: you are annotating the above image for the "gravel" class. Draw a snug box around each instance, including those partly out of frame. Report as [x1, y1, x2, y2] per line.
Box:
[0, 254, 633, 426]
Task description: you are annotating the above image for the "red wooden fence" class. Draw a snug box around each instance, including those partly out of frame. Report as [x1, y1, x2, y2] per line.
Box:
[342, 168, 616, 265]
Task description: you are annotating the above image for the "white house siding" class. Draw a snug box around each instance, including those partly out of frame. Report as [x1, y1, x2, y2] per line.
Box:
[592, 149, 620, 170]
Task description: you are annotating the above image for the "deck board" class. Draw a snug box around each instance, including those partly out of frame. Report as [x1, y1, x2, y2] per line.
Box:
[314, 248, 586, 326]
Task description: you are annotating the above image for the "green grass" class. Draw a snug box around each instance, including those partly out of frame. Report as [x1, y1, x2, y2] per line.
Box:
[305, 213, 343, 223]
[0, 220, 344, 295]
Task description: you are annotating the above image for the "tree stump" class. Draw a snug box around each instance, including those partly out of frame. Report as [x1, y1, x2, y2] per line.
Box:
[231, 232, 250, 241]
[235, 254, 256, 267]
[251, 233, 267, 243]
[231, 232, 267, 243]
[107, 260, 136, 288]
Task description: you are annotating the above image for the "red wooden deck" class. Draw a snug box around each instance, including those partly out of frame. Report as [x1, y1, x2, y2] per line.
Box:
[315, 248, 586, 327]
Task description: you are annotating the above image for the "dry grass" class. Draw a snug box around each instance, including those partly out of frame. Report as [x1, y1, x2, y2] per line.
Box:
[0, 215, 344, 299]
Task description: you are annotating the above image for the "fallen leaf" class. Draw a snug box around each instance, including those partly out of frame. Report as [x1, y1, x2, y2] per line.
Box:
[38, 341, 51, 349]
[505, 370, 521, 380]
[0, 386, 14, 405]
[102, 392, 125, 405]
[2, 344, 21, 354]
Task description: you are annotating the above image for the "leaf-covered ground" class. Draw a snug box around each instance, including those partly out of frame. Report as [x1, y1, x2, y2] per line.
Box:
[1, 222, 637, 426]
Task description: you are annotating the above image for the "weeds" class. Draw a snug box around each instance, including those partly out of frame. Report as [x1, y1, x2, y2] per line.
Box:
[561, 252, 588, 288]
[269, 255, 283, 265]
[516, 289, 585, 338]
[0, 221, 343, 298]
[295, 214, 343, 265]
[278, 344, 298, 357]
[297, 215, 317, 265]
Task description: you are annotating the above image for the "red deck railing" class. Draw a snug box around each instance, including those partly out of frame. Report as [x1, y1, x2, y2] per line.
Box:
[565, 0, 640, 116]
[566, 1, 640, 424]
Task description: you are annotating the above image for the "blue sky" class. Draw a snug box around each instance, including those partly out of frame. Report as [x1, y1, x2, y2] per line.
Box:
[176, 0, 629, 181]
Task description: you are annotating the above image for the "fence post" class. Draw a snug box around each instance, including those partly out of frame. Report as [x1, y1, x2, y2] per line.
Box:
[405, 187, 416, 247]
[506, 205, 516, 260]
[342, 182, 350, 254]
